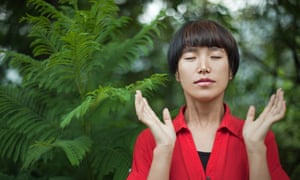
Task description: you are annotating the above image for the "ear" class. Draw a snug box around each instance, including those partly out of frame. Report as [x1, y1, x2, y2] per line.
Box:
[175, 71, 180, 82]
[229, 71, 233, 80]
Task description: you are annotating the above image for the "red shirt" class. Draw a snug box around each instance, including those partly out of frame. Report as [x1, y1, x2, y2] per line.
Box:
[127, 105, 289, 180]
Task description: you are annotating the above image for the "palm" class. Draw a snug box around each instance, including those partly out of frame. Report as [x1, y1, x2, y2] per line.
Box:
[243, 89, 286, 145]
[135, 90, 176, 146]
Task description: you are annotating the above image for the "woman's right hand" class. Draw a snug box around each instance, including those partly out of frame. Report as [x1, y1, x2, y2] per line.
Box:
[135, 90, 176, 147]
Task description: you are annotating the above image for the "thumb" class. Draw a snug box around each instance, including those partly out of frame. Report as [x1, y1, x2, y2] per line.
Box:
[245, 105, 256, 125]
[163, 108, 173, 127]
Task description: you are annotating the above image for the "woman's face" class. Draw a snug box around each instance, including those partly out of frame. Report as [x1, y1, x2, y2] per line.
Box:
[176, 46, 231, 102]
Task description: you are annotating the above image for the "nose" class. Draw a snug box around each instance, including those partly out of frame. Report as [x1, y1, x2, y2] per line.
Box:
[197, 58, 210, 74]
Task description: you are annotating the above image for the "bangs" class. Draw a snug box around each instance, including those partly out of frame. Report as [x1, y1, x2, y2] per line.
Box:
[182, 22, 227, 49]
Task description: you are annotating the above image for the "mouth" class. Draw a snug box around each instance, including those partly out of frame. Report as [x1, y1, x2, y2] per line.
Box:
[193, 78, 216, 84]
[194, 78, 216, 86]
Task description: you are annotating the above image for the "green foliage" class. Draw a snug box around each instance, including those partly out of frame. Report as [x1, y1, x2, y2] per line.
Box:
[60, 73, 167, 128]
[0, 0, 166, 179]
[1, 0, 299, 179]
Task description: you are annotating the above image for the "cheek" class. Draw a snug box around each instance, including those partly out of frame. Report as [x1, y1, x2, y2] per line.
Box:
[214, 62, 230, 75]
[178, 61, 197, 72]
[177, 65, 194, 81]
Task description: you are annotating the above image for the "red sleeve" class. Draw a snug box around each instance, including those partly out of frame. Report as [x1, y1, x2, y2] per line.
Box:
[265, 131, 290, 180]
[127, 129, 156, 180]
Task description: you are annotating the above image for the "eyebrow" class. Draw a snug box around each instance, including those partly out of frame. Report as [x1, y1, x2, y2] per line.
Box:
[208, 46, 225, 52]
[182, 47, 198, 53]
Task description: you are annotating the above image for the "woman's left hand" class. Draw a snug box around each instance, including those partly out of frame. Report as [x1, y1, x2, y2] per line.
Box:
[242, 88, 286, 152]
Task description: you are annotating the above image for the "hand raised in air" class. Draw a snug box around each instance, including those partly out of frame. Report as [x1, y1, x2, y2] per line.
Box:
[135, 90, 176, 147]
[243, 88, 286, 152]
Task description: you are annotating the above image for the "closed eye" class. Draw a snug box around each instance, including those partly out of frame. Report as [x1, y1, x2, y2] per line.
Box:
[184, 57, 196, 61]
[211, 56, 222, 60]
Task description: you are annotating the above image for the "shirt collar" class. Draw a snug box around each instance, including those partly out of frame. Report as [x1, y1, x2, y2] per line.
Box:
[173, 104, 243, 138]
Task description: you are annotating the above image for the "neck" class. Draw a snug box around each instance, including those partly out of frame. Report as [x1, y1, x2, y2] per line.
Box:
[184, 99, 225, 128]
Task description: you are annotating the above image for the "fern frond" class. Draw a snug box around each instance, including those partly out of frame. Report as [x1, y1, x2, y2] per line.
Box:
[22, 138, 55, 169]
[126, 73, 168, 95]
[22, 0, 74, 58]
[90, 0, 119, 20]
[0, 85, 58, 163]
[90, 0, 131, 41]
[23, 15, 62, 57]
[0, 85, 49, 126]
[49, 31, 100, 69]
[98, 16, 164, 73]
[42, 30, 100, 94]
[0, 86, 34, 114]
[90, 126, 139, 180]
[94, 146, 131, 180]
[58, 0, 79, 10]
[3, 51, 43, 84]
[0, 129, 29, 162]
[23, 136, 91, 168]
[26, 0, 63, 19]
[60, 96, 94, 128]
[60, 73, 168, 128]
[53, 136, 92, 166]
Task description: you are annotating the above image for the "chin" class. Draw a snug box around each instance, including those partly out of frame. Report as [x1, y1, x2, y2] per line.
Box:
[185, 91, 225, 103]
[195, 96, 216, 102]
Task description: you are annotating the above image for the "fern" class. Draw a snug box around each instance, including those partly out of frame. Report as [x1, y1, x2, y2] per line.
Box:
[0, 85, 58, 163]
[60, 95, 95, 128]
[26, 0, 65, 19]
[25, 15, 63, 57]
[95, 146, 131, 180]
[53, 136, 92, 166]
[0, 129, 28, 162]
[91, 126, 139, 180]
[22, 138, 55, 169]
[1, 0, 167, 179]
[4, 52, 43, 84]
[98, 13, 165, 75]
[60, 73, 168, 128]
[23, 136, 92, 168]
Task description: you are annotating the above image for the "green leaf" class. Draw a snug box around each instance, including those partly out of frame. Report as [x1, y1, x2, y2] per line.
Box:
[53, 136, 92, 166]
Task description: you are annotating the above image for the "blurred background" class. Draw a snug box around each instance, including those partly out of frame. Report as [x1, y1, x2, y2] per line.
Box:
[0, 0, 299, 179]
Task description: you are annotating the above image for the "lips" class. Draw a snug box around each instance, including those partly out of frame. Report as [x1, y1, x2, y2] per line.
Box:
[193, 78, 216, 84]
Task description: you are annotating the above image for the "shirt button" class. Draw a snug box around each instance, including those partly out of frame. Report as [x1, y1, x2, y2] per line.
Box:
[206, 176, 211, 180]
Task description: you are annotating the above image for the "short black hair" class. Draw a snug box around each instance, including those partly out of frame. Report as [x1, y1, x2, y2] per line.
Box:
[167, 19, 239, 77]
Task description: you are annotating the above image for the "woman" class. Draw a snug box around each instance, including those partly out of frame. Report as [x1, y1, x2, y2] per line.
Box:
[127, 19, 289, 180]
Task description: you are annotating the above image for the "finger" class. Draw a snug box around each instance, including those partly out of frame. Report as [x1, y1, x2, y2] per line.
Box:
[271, 89, 282, 113]
[163, 108, 173, 128]
[272, 100, 286, 122]
[142, 97, 163, 126]
[279, 100, 286, 118]
[135, 96, 156, 127]
[142, 98, 157, 118]
[135, 90, 143, 118]
[273, 89, 285, 114]
[269, 89, 286, 120]
[245, 105, 256, 125]
[277, 100, 286, 118]
[278, 90, 286, 117]
[264, 89, 286, 124]
[278, 89, 285, 108]
[257, 94, 275, 121]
